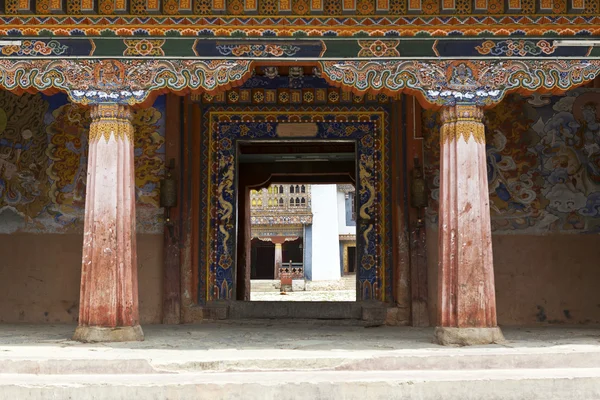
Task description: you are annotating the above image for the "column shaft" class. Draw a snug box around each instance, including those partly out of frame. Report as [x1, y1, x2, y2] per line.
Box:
[435, 104, 502, 345]
[274, 243, 283, 280]
[73, 103, 143, 342]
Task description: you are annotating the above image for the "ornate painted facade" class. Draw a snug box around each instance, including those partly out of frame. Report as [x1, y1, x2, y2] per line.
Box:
[1, 0, 599, 37]
[2, 0, 599, 344]
[250, 184, 312, 238]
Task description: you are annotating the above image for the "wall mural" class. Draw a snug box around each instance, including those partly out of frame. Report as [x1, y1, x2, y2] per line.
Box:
[0, 91, 166, 234]
[424, 89, 600, 234]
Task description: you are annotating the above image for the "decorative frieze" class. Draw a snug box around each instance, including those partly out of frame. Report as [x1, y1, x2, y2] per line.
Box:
[0, 58, 598, 108]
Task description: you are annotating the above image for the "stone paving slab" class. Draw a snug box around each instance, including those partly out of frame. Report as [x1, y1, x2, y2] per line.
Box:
[0, 324, 598, 366]
[251, 290, 356, 301]
[1, 369, 600, 400]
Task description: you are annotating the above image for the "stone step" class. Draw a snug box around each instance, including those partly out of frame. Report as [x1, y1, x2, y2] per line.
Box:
[250, 280, 280, 292]
[1, 369, 599, 399]
[3, 347, 600, 374]
[228, 301, 366, 320]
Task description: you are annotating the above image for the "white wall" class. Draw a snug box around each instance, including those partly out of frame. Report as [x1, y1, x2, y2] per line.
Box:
[310, 185, 341, 280]
[337, 191, 356, 235]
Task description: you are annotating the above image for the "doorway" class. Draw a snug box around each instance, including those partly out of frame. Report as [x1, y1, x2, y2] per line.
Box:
[246, 179, 358, 302]
[202, 110, 390, 304]
[348, 246, 357, 274]
[237, 141, 358, 301]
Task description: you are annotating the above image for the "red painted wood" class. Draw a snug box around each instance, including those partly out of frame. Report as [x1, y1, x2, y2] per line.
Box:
[437, 106, 498, 328]
[162, 94, 181, 324]
[78, 106, 139, 329]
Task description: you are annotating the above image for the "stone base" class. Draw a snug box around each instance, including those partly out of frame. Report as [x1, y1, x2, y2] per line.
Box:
[73, 325, 144, 343]
[434, 326, 504, 346]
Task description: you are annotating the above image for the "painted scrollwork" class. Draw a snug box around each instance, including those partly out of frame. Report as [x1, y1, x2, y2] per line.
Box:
[0, 59, 254, 106]
[0, 58, 598, 108]
[319, 60, 600, 107]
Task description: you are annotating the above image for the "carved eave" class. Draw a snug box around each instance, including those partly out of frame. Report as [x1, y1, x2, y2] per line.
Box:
[320, 59, 600, 109]
[0, 59, 253, 107]
[0, 52, 599, 108]
[337, 184, 355, 194]
[340, 234, 356, 242]
[1, 0, 600, 38]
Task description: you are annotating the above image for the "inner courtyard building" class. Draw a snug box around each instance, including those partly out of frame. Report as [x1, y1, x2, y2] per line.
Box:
[0, 0, 599, 344]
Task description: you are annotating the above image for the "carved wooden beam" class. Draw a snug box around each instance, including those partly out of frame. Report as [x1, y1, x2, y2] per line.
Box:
[0, 59, 254, 106]
[319, 59, 600, 108]
[0, 58, 599, 108]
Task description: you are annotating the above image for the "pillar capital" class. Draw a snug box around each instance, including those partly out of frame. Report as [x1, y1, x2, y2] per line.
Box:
[89, 103, 134, 143]
[440, 104, 486, 144]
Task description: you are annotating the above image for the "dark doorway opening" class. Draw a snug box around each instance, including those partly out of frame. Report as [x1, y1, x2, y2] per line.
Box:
[348, 246, 356, 273]
[250, 238, 275, 279]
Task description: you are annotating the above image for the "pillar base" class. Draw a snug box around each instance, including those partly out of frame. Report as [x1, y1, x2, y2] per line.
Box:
[73, 325, 144, 343]
[434, 326, 504, 346]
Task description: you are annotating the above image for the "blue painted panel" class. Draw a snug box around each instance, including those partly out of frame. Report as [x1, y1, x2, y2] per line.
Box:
[345, 193, 356, 227]
[304, 225, 313, 281]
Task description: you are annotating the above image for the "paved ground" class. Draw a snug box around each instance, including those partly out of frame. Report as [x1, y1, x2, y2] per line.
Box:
[251, 290, 356, 301]
[251, 275, 356, 301]
[0, 323, 598, 352]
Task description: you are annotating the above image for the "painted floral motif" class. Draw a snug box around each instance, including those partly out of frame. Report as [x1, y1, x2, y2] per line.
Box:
[0, 40, 68, 56]
[475, 40, 556, 57]
[357, 40, 400, 57]
[216, 44, 301, 57]
[123, 39, 166, 57]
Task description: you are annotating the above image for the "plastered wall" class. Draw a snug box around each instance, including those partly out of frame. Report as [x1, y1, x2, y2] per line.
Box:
[0, 234, 162, 324]
[427, 229, 600, 325]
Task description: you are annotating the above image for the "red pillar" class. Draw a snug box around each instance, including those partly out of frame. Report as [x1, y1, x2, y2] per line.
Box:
[435, 104, 503, 346]
[73, 103, 143, 342]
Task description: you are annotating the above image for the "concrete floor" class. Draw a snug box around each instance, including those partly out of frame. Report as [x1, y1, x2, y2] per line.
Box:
[1, 323, 600, 399]
[0, 323, 599, 353]
[251, 275, 357, 301]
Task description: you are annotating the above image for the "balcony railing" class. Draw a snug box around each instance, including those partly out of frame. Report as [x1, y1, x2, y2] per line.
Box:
[279, 262, 304, 280]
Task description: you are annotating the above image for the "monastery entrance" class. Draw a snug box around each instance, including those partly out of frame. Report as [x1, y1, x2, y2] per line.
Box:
[1, 2, 600, 340]
[204, 113, 392, 306]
